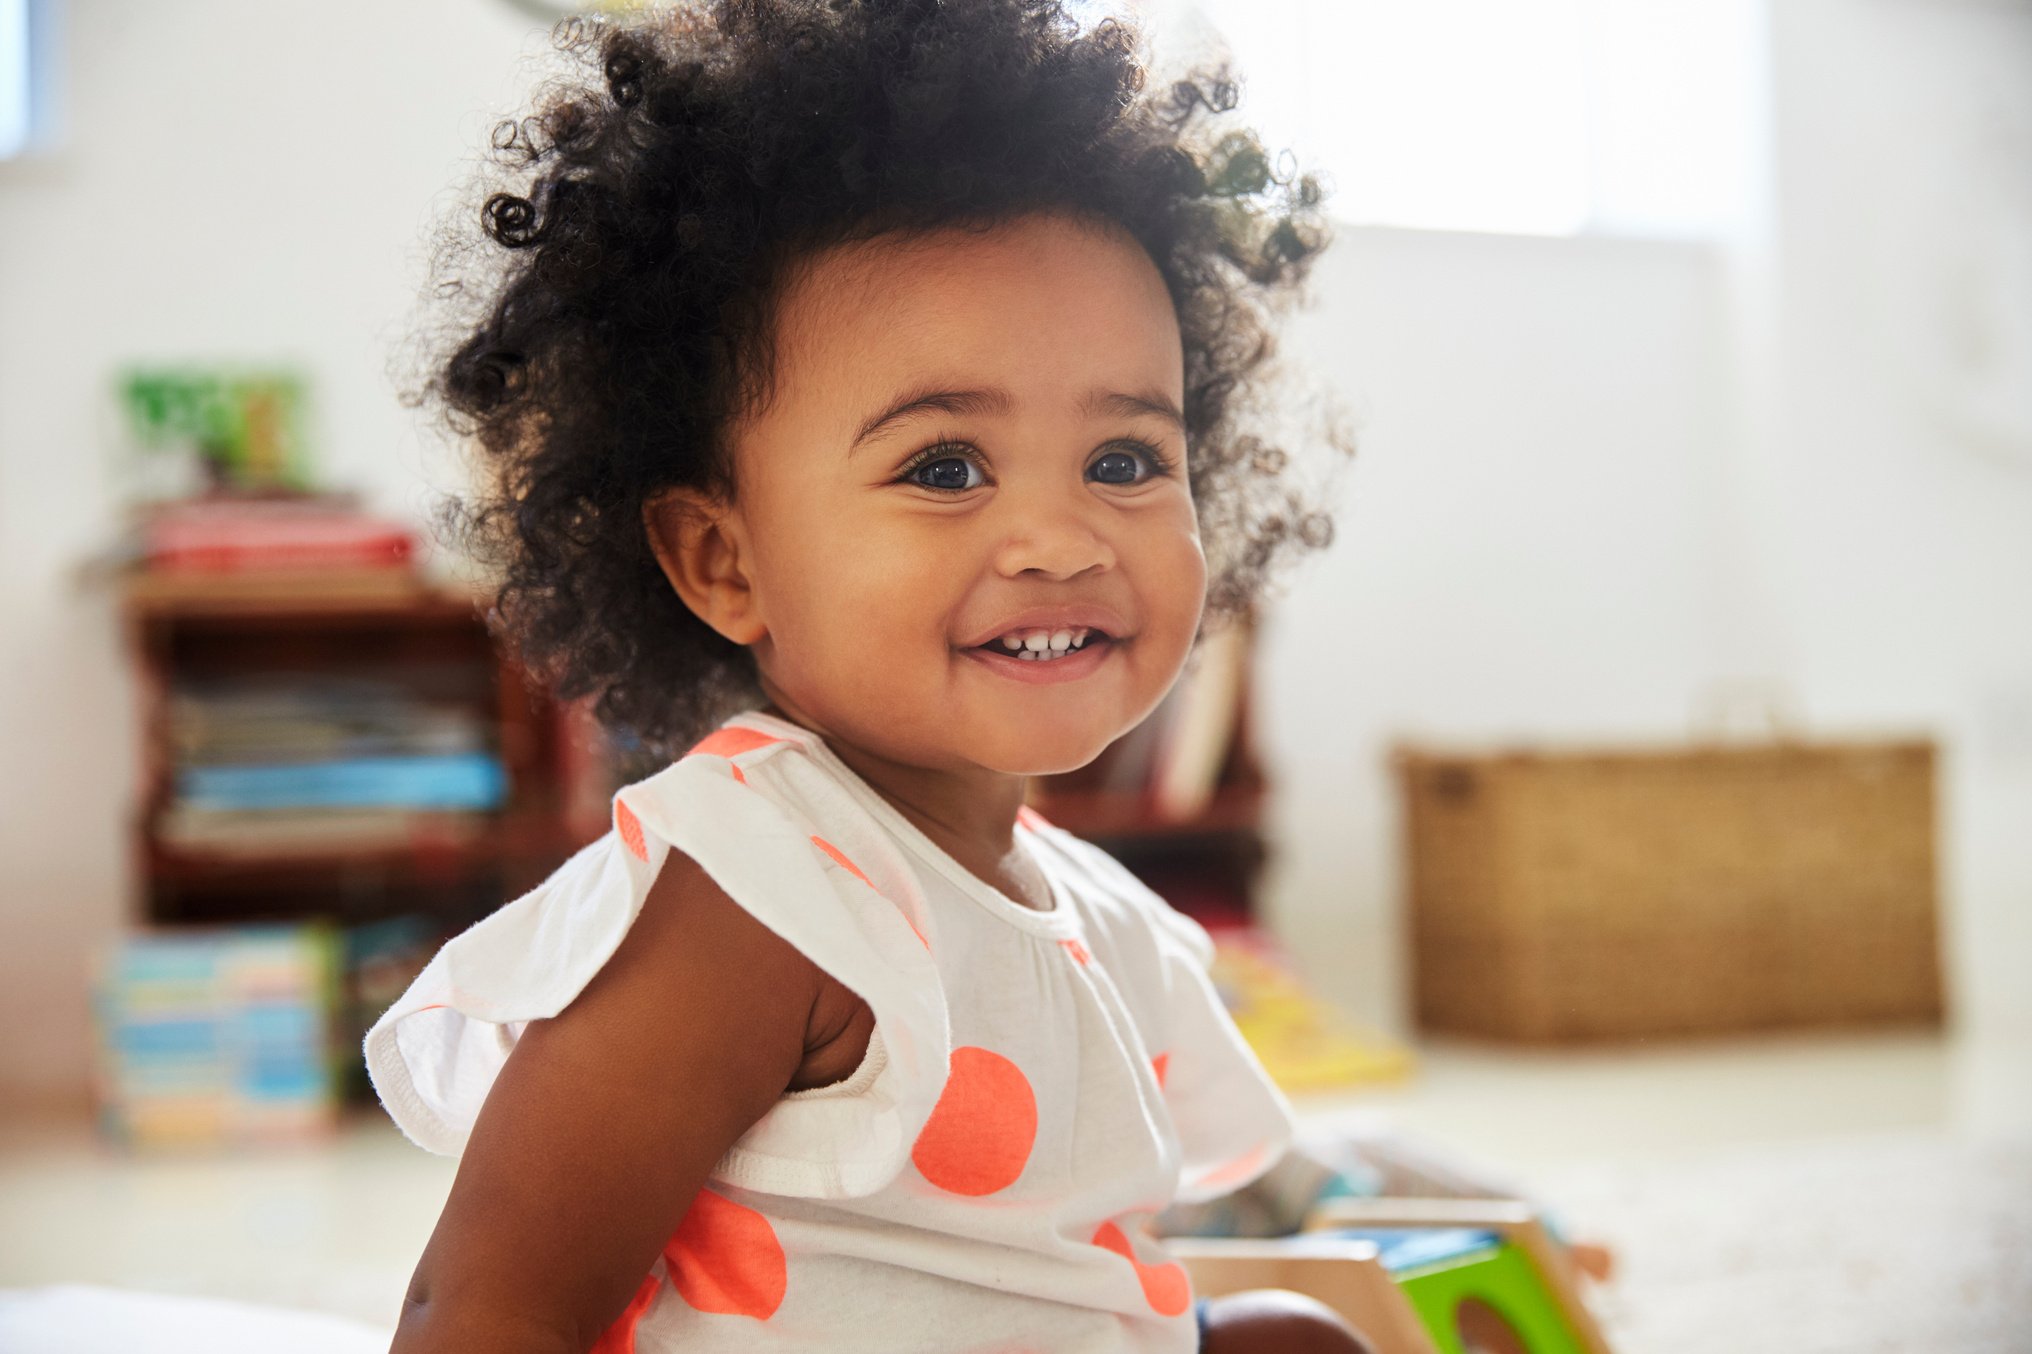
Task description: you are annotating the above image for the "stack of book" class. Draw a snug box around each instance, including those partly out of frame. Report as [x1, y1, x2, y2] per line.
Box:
[91, 924, 340, 1148]
[136, 495, 414, 575]
[160, 675, 505, 858]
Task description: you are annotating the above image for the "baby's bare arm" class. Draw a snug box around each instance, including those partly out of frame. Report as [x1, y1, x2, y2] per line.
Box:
[390, 848, 826, 1354]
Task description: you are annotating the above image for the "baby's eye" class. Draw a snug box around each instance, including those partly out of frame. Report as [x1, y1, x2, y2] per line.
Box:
[903, 448, 988, 492]
[1089, 441, 1174, 486]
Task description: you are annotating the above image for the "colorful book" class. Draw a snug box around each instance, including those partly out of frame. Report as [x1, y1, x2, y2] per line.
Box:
[175, 753, 507, 811]
[1203, 923, 1415, 1094]
[92, 924, 340, 1149]
[139, 497, 414, 573]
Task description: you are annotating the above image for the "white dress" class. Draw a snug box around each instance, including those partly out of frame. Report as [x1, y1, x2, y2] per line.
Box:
[364, 707, 1294, 1353]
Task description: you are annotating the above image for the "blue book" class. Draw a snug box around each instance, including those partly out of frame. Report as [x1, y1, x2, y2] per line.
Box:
[177, 753, 507, 811]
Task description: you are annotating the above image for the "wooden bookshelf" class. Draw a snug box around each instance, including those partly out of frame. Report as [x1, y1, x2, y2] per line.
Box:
[126, 574, 1271, 913]
[121, 571, 1271, 1107]
[123, 569, 601, 932]
[121, 566, 458, 617]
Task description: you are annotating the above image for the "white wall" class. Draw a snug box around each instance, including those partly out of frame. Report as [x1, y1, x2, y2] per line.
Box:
[1760, 0, 2032, 1045]
[0, 0, 547, 1108]
[1255, 225, 1737, 1032]
[2, 0, 2026, 1109]
[1257, 0, 2032, 1051]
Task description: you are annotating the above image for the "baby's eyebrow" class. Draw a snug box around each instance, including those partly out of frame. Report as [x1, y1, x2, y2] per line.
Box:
[852, 387, 1012, 452]
[850, 385, 1184, 453]
[1080, 388, 1186, 434]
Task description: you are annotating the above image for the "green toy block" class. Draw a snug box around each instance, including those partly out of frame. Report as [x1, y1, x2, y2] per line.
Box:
[1396, 1239, 1587, 1354]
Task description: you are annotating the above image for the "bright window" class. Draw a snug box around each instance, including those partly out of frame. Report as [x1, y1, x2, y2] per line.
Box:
[0, 0, 48, 160]
[1138, 0, 1762, 240]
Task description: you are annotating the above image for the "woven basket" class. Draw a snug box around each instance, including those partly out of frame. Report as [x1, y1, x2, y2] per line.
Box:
[1395, 736, 1944, 1042]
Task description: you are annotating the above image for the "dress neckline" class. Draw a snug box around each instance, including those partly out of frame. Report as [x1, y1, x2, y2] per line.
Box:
[721, 709, 1082, 937]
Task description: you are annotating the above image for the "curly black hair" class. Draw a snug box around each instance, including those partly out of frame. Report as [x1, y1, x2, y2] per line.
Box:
[410, 0, 1350, 757]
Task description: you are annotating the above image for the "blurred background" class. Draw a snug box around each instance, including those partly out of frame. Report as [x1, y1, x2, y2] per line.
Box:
[1, 1, 2028, 1351]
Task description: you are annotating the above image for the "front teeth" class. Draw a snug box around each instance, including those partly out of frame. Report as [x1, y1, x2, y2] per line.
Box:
[996, 627, 1091, 660]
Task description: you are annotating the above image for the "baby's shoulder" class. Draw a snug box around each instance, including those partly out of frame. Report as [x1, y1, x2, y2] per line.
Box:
[634, 710, 903, 821]
[625, 716, 812, 811]
[611, 714, 851, 862]
[618, 715, 921, 919]
[366, 710, 947, 1194]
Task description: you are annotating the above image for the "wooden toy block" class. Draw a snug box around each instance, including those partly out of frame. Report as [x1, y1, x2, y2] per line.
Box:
[1166, 1197, 1617, 1354]
[1303, 1198, 1614, 1354]
[1167, 1235, 1442, 1354]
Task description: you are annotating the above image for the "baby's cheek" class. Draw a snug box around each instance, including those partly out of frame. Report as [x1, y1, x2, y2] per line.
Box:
[768, 589, 922, 715]
[1142, 522, 1208, 624]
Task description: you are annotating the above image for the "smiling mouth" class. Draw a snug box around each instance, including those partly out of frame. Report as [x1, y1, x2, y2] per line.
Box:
[971, 627, 1113, 662]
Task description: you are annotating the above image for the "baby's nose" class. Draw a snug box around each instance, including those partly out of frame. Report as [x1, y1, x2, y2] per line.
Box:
[990, 501, 1117, 581]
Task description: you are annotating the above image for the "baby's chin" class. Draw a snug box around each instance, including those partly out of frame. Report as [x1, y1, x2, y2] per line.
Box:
[960, 722, 1131, 780]
[784, 665, 1160, 778]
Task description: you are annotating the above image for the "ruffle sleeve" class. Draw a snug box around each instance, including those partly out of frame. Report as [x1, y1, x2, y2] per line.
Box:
[361, 745, 951, 1201]
[1033, 823, 1297, 1204]
[1141, 900, 1297, 1202]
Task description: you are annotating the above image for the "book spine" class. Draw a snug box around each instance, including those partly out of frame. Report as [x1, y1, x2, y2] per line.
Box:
[176, 753, 508, 811]
[147, 536, 412, 573]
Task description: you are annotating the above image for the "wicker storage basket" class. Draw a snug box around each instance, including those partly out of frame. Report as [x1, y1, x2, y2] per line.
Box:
[1395, 738, 1944, 1041]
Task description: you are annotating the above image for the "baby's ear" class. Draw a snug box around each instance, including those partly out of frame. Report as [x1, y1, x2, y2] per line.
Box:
[642, 487, 766, 646]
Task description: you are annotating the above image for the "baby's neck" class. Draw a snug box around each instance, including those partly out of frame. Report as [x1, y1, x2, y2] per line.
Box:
[758, 702, 1047, 909]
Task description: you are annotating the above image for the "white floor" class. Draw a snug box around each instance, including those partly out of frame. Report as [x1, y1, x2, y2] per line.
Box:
[3, 1029, 2027, 1348]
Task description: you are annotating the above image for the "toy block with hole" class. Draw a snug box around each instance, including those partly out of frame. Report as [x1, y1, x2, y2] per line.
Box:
[1167, 1234, 1442, 1354]
[1299, 1197, 1614, 1354]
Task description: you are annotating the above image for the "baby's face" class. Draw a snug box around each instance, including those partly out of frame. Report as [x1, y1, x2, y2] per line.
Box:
[726, 210, 1204, 777]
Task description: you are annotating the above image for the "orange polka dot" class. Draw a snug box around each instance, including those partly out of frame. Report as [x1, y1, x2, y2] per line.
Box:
[729, 763, 747, 785]
[589, 1270, 661, 1354]
[1151, 1052, 1170, 1090]
[616, 800, 648, 861]
[662, 1188, 786, 1320]
[1092, 1219, 1192, 1316]
[911, 1046, 1037, 1196]
[688, 727, 783, 759]
[1016, 804, 1053, 831]
[1059, 938, 1091, 966]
